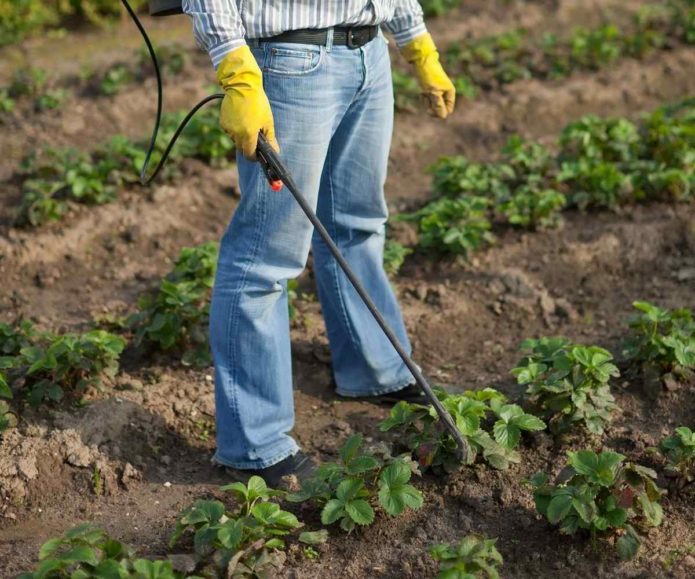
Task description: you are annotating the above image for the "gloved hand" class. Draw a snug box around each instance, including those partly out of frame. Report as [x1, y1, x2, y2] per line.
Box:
[401, 33, 456, 119]
[216, 46, 279, 160]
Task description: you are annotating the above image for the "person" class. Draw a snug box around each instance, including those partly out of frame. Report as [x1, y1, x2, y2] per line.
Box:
[182, 0, 456, 486]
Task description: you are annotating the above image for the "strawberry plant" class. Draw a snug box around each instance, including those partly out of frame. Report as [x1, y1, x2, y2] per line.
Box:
[401, 196, 494, 257]
[19, 523, 190, 579]
[512, 337, 619, 435]
[99, 63, 134, 96]
[430, 157, 513, 200]
[170, 476, 304, 575]
[498, 185, 566, 229]
[1, 323, 125, 407]
[559, 116, 641, 164]
[430, 535, 503, 579]
[658, 426, 695, 491]
[383, 239, 412, 276]
[35, 88, 68, 112]
[126, 241, 218, 366]
[15, 148, 119, 227]
[0, 370, 16, 433]
[530, 450, 664, 560]
[287, 434, 423, 532]
[380, 388, 545, 472]
[621, 301, 695, 396]
[8, 67, 47, 98]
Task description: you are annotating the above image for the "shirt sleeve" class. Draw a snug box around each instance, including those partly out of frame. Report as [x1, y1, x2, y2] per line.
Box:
[182, 0, 247, 68]
[382, 0, 428, 47]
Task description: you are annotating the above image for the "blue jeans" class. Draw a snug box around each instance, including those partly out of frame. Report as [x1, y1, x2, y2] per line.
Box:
[209, 33, 413, 469]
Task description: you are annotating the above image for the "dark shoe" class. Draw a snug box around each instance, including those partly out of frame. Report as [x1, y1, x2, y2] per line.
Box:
[340, 383, 429, 405]
[226, 451, 316, 488]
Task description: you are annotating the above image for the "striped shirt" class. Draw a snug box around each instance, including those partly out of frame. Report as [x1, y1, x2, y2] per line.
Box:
[182, 0, 427, 67]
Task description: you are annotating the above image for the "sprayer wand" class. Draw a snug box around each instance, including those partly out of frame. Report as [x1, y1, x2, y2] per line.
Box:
[121, 0, 469, 461]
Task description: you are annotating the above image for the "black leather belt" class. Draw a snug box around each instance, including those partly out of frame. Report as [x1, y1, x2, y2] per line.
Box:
[257, 26, 379, 49]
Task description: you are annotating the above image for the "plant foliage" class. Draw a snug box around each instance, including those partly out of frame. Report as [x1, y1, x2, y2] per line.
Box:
[171, 476, 307, 575]
[126, 241, 218, 367]
[531, 450, 664, 560]
[622, 301, 695, 396]
[430, 535, 503, 579]
[380, 388, 545, 472]
[287, 434, 423, 532]
[19, 523, 192, 579]
[0, 321, 125, 408]
[658, 426, 695, 490]
[512, 337, 619, 435]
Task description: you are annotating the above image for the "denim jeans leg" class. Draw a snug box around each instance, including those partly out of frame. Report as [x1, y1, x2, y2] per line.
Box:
[210, 42, 361, 468]
[312, 38, 415, 397]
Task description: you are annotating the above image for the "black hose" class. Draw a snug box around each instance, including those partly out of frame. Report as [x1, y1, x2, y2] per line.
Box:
[120, 0, 224, 185]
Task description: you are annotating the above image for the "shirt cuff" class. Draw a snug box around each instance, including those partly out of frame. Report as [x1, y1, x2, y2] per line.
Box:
[391, 21, 428, 48]
[210, 38, 248, 69]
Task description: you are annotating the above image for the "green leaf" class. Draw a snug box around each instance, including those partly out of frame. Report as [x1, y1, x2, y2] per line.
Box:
[568, 450, 624, 486]
[493, 421, 520, 449]
[638, 494, 663, 527]
[547, 493, 573, 524]
[346, 455, 380, 475]
[247, 475, 270, 499]
[616, 528, 640, 560]
[57, 545, 99, 566]
[38, 537, 63, 560]
[321, 500, 345, 525]
[0, 374, 12, 399]
[344, 499, 374, 525]
[298, 530, 329, 545]
[339, 434, 363, 464]
[514, 414, 546, 431]
[379, 461, 411, 488]
[335, 478, 363, 502]
[217, 519, 244, 550]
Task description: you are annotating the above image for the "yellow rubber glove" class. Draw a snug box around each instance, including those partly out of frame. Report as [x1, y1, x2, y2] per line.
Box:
[401, 33, 456, 119]
[216, 46, 279, 160]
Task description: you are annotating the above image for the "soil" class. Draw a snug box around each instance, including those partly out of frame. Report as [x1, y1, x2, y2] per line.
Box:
[1, 1, 694, 578]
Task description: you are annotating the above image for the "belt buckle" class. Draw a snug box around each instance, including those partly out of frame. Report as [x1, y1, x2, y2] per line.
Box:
[346, 26, 359, 49]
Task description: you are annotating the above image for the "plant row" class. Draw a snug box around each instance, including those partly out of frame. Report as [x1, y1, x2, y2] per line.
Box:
[395, 1, 695, 107]
[14, 104, 234, 227]
[19, 413, 695, 577]
[0, 0, 149, 46]
[6, 298, 693, 575]
[0, 44, 191, 117]
[394, 100, 693, 257]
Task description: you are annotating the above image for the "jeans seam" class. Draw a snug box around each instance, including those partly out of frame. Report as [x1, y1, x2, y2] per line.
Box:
[224, 170, 268, 460]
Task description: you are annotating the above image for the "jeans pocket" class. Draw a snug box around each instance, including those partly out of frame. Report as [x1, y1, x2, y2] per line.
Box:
[264, 44, 323, 76]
